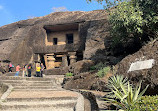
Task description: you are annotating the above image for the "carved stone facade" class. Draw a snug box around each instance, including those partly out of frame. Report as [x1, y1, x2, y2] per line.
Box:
[36, 23, 81, 69]
[0, 10, 111, 73]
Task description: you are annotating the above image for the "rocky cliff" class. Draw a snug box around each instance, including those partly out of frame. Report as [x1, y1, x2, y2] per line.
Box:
[0, 10, 111, 66]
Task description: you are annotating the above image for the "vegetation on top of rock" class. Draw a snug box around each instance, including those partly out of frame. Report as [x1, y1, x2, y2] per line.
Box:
[97, 66, 111, 78]
[104, 75, 149, 110]
[90, 62, 112, 78]
[90, 62, 106, 71]
[65, 72, 74, 77]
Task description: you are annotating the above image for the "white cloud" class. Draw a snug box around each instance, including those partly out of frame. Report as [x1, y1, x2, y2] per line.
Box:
[52, 6, 68, 12]
[27, 16, 36, 19]
[0, 5, 3, 10]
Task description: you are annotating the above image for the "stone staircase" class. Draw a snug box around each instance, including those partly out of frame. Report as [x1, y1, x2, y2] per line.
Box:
[0, 76, 63, 90]
[0, 75, 80, 111]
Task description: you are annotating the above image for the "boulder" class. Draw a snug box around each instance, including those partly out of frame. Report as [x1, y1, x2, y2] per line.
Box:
[63, 72, 110, 91]
[80, 91, 99, 111]
[63, 72, 97, 90]
[116, 39, 158, 95]
[68, 60, 94, 75]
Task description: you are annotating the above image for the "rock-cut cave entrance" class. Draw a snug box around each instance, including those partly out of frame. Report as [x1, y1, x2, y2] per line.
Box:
[39, 54, 46, 69]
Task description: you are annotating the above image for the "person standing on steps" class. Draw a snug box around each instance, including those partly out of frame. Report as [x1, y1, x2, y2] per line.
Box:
[24, 64, 28, 77]
[40, 63, 45, 77]
[28, 64, 32, 77]
[22, 64, 27, 77]
[15, 64, 21, 76]
[8, 62, 14, 72]
[36, 63, 41, 77]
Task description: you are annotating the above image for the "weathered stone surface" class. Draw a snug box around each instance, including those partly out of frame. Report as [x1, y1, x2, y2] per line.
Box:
[68, 60, 94, 75]
[63, 72, 98, 90]
[83, 20, 111, 60]
[0, 67, 6, 74]
[0, 10, 109, 67]
[116, 39, 158, 94]
[80, 91, 99, 111]
[63, 72, 109, 91]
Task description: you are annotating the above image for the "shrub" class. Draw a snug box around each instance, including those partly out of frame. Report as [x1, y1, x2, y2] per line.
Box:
[107, 75, 128, 98]
[130, 95, 158, 111]
[65, 72, 73, 77]
[97, 66, 111, 78]
[90, 62, 106, 71]
[104, 75, 149, 110]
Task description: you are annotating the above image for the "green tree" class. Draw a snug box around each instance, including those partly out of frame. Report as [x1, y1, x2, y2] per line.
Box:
[87, 0, 158, 49]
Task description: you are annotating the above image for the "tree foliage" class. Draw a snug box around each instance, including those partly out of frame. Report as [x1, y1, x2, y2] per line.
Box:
[87, 0, 158, 48]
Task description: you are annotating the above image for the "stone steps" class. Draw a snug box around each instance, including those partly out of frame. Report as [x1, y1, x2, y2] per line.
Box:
[1, 101, 76, 111]
[2, 107, 74, 111]
[0, 76, 63, 87]
[6, 97, 77, 102]
[4, 82, 53, 86]
[1, 80, 53, 84]
[0, 76, 23, 80]
[2, 99, 76, 105]
[0, 75, 81, 111]
[0, 76, 63, 86]
[0, 76, 52, 81]
[13, 88, 62, 91]
[3, 72, 22, 76]
[0, 80, 52, 83]
[13, 86, 55, 89]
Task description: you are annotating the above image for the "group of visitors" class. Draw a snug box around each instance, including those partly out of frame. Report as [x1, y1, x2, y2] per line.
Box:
[7, 62, 45, 77]
[14, 64, 32, 77]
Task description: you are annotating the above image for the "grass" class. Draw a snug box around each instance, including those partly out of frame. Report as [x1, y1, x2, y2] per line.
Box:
[65, 72, 73, 77]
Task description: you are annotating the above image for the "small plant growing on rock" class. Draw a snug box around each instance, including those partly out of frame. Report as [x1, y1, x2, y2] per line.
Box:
[90, 62, 106, 71]
[97, 66, 111, 78]
[65, 72, 73, 77]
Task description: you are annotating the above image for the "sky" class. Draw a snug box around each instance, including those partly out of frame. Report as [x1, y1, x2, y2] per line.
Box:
[0, 0, 105, 27]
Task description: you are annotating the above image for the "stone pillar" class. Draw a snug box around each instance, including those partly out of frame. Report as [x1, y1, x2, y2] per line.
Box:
[37, 54, 40, 62]
[34, 54, 41, 71]
[68, 52, 77, 65]
[62, 55, 68, 67]
[47, 54, 55, 69]
[44, 54, 48, 69]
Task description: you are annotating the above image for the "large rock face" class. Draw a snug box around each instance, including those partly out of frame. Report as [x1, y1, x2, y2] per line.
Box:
[0, 10, 112, 67]
[63, 72, 110, 91]
[68, 60, 94, 75]
[116, 39, 158, 94]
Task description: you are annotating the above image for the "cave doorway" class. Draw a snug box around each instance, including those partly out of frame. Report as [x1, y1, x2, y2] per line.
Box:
[54, 55, 62, 68]
[39, 54, 46, 69]
[76, 52, 83, 61]
[67, 56, 70, 66]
